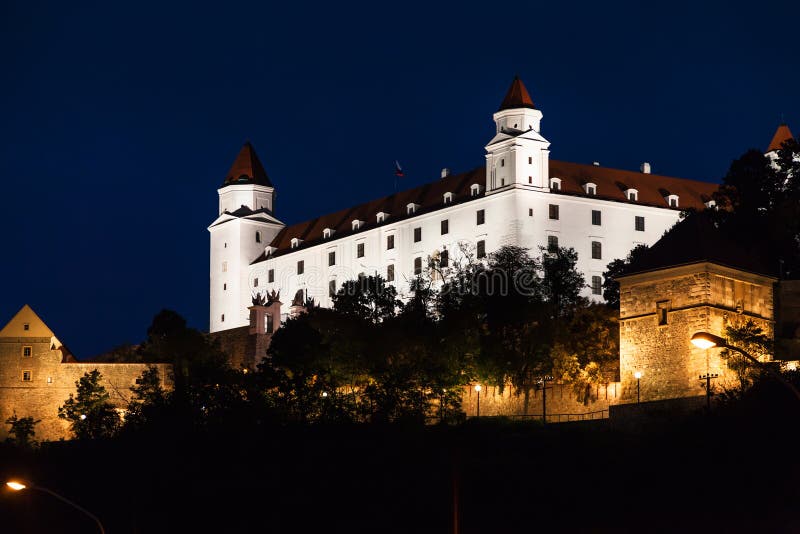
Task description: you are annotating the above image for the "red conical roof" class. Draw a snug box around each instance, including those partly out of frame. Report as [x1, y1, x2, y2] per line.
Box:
[766, 124, 794, 152]
[223, 142, 273, 187]
[498, 76, 536, 111]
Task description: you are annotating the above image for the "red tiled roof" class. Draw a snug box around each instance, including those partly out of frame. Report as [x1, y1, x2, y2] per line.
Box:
[223, 142, 273, 187]
[767, 124, 794, 152]
[498, 76, 536, 111]
[260, 162, 719, 258]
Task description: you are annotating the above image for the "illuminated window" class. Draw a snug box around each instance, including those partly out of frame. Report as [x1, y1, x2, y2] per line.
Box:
[477, 209, 485, 225]
[549, 204, 559, 220]
[357, 243, 365, 258]
[22, 346, 32, 357]
[387, 235, 395, 250]
[22, 370, 31, 382]
[477, 240, 486, 258]
[591, 241, 602, 260]
[592, 210, 601, 226]
[387, 264, 395, 282]
[47, 376, 53, 384]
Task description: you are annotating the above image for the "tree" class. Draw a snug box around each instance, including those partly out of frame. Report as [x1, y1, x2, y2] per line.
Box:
[602, 244, 650, 308]
[58, 369, 120, 439]
[332, 275, 399, 324]
[5, 413, 40, 447]
[124, 366, 169, 431]
[540, 246, 585, 317]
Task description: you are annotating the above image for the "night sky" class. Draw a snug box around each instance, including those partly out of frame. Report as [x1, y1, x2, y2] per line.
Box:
[1, 1, 797, 358]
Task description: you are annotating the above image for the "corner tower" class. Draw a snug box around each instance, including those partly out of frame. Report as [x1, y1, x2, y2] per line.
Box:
[209, 143, 285, 333]
[484, 76, 551, 192]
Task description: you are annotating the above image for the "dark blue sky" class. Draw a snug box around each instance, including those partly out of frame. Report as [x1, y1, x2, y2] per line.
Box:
[1, 0, 797, 357]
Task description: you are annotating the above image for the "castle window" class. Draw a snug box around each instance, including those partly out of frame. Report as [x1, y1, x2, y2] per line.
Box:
[501, 179, 505, 186]
[377, 212, 389, 223]
[441, 219, 449, 235]
[592, 210, 601, 226]
[547, 235, 559, 253]
[328, 251, 336, 266]
[268, 269, 274, 283]
[528, 176, 532, 184]
[255, 231, 262, 244]
[221, 314, 225, 322]
[625, 189, 638, 201]
[22, 346, 32, 357]
[667, 194, 679, 208]
[477, 209, 485, 225]
[414, 227, 422, 242]
[329, 279, 337, 298]
[297, 260, 304, 275]
[635, 216, 645, 232]
[529, 208, 533, 217]
[266, 314, 274, 334]
[656, 301, 669, 325]
[584, 183, 597, 195]
[550, 178, 561, 191]
[591, 276, 602, 295]
[254, 278, 259, 287]
[500, 159, 505, 167]
[549, 204, 559, 220]
[387, 235, 395, 250]
[352, 219, 364, 231]
[440, 249, 449, 268]
[443, 192, 453, 204]
[470, 184, 481, 197]
[47, 376, 52, 384]
[223, 283, 227, 291]
[222, 262, 227, 273]
[591, 241, 602, 260]
[477, 240, 486, 259]
[323, 228, 334, 239]
[23, 323, 29, 331]
[528, 156, 532, 164]
[414, 257, 422, 275]
[291, 238, 302, 249]
[387, 264, 395, 282]
[357, 243, 365, 258]
[22, 370, 32, 382]
[407, 203, 420, 215]
[704, 199, 717, 209]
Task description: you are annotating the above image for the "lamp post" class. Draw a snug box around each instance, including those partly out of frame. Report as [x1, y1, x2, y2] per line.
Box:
[634, 371, 642, 403]
[699, 373, 719, 412]
[5, 481, 106, 534]
[690, 332, 800, 403]
[474, 384, 481, 417]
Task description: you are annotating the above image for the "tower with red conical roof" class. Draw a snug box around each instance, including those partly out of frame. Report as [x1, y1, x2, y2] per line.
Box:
[766, 123, 794, 154]
[484, 76, 551, 192]
[208, 142, 285, 333]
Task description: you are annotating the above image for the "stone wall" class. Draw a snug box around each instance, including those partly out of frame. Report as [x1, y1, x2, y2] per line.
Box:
[0, 337, 171, 441]
[619, 262, 775, 403]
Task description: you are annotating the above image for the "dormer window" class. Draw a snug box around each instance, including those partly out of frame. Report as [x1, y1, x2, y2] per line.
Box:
[406, 203, 420, 215]
[443, 192, 453, 204]
[550, 178, 561, 191]
[376, 212, 389, 223]
[323, 228, 335, 239]
[264, 246, 277, 258]
[352, 219, 365, 231]
[666, 194, 679, 208]
[583, 182, 597, 195]
[290, 238, 302, 249]
[470, 184, 481, 197]
[625, 189, 638, 201]
[704, 199, 717, 209]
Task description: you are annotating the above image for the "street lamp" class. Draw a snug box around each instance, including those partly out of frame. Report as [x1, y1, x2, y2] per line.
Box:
[634, 371, 642, 403]
[474, 384, 482, 417]
[5, 480, 105, 534]
[691, 332, 800, 403]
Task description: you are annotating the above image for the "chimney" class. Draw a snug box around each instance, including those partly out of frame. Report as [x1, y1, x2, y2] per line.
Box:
[640, 162, 651, 174]
[592, 161, 600, 166]
[441, 168, 450, 179]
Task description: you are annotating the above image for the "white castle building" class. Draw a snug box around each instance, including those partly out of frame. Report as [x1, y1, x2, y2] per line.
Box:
[208, 77, 718, 334]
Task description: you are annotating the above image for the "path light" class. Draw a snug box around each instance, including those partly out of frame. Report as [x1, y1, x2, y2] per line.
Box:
[634, 371, 642, 403]
[474, 384, 482, 417]
[6, 481, 26, 491]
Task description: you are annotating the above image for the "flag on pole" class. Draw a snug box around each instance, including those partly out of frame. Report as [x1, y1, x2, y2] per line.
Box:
[394, 160, 404, 177]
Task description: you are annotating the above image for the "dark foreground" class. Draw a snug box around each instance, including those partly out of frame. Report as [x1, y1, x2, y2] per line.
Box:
[2, 413, 799, 533]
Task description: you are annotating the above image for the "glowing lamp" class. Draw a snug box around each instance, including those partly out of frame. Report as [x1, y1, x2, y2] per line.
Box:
[474, 384, 482, 392]
[691, 332, 726, 350]
[6, 481, 26, 491]
[634, 372, 642, 380]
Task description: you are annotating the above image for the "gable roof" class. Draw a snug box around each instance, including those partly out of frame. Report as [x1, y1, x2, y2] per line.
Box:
[498, 76, 536, 111]
[259, 162, 719, 259]
[0, 304, 55, 338]
[621, 212, 775, 278]
[223, 142, 273, 187]
[767, 123, 795, 153]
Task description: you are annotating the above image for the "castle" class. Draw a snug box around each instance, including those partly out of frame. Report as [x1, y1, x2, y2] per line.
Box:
[208, 77, 719, 342]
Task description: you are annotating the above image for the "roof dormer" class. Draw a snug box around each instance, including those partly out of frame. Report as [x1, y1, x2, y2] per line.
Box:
[470, 184, 481, 197]
[264, 245, 277, 258]
[290, 238, 302, 249]
[443, 192, 453, 204]
[323, 228, 335, 239]
[406, 203, 420, 215]
[583, 182, 597, 195]
[550, 178, 561, 191]
[625, 188, 638, 201]
[376, 211, 390, 223]
[352, 219, 365, 231]
[665, 194, 679, 208]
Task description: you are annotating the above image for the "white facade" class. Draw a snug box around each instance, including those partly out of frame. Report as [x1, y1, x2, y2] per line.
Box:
[209, 78, 717, 333]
